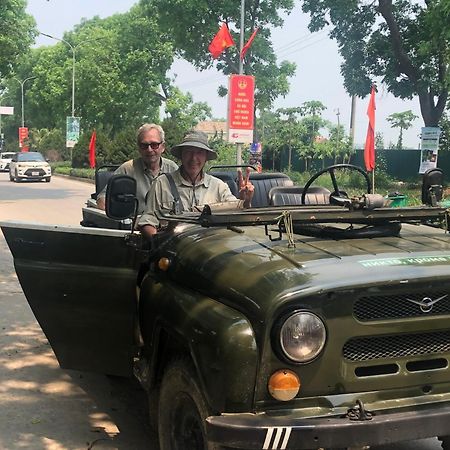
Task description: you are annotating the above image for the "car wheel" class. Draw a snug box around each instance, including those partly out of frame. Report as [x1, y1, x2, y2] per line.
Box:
[158, 357, 218, 450]
[440, 436, 450, 449]
[45, 177, 51, 182]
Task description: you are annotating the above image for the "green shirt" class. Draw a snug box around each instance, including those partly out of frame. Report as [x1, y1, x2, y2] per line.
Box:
[138, 168, 238, 228]
[98, 157, 178, 213]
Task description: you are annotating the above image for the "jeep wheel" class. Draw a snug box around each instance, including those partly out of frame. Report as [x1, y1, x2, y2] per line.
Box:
[158, 358, 217, 450]
[45, 177, 51, 182]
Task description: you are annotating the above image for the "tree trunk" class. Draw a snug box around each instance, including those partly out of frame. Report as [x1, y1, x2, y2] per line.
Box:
[378, 0, 448, 127]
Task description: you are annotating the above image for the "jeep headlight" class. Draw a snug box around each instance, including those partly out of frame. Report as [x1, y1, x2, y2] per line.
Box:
[280, 312, 326, 363]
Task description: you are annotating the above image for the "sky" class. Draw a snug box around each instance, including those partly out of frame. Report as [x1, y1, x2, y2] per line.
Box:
[27, 0, 424, 148]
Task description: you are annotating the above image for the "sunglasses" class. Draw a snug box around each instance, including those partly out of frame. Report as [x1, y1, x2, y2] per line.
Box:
[139, 141, 162, 150]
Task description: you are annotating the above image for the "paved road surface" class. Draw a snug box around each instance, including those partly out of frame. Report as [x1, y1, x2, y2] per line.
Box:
[0, 172, 444, 449]
[0, 173, 154, 450]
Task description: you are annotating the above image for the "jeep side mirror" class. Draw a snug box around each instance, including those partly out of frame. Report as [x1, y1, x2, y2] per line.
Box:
[105, 175, 137, 220]
[422, 168, 444, 206]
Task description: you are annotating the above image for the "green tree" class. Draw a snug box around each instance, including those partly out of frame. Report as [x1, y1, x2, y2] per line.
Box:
[0, 0, 37, 78]
[439, 112, 449, 152]
[273, 107, 305, 172]
[387, 110, 418, 149]
[375, 132, 385, 151]
[3, 3, 174, 135]
[258, 109, 281, 170]
[146, 0, 297, 117]
[301, 0, 450, 127]
[161, 86, 212, 149]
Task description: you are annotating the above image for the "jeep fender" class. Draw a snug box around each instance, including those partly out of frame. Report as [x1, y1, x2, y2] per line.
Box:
[139, 277, 258, 413]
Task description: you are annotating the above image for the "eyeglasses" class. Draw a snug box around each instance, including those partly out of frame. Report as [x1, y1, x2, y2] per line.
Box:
[139, 141, 162, 150]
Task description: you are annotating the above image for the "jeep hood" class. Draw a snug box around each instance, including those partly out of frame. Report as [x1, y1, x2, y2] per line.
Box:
[166, 224, 450, 319]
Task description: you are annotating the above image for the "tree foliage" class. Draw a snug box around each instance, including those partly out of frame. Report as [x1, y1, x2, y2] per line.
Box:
[145, 0, 297, 112]
[161, 86, 212, 148]
[0, 0, 37, 79]
[387, 110, 418, 149]
[0, 3, 213, 160]
[301, 0, 450, 127]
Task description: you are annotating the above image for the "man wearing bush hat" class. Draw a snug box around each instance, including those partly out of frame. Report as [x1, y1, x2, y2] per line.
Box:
[139, 130, 254, 238]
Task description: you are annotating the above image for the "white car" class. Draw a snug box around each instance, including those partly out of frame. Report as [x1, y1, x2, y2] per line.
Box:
[0, 152, 15, 172]
[9, 151, 52, 182]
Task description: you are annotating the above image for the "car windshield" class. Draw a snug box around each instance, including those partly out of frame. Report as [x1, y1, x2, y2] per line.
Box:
[17, 152, 45, 162]
[1, 153, 15, 159]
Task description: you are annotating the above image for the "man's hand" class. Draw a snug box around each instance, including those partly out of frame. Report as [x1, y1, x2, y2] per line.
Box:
[237, 167, 254, 208]
[96, 196, 106, 210]
[140, 224, 158, 239]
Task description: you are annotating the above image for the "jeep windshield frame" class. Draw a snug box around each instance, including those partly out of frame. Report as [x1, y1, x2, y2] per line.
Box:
[154, 204, 449, 228]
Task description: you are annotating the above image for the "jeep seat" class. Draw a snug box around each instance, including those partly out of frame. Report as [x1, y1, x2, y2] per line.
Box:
[269, 186, 331, 206]
[209, 171, 294, 208]
[209, 171, 239, 197]
[91, 164, 120, 200]
[248, 172, 294, 207]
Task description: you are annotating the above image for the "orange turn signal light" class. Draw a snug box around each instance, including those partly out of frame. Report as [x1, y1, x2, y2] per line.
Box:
[268, 369, 300, 401]
[158, 257, 171, 271]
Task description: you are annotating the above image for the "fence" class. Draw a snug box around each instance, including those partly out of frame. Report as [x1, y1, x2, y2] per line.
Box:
[278, 148, 450, 181]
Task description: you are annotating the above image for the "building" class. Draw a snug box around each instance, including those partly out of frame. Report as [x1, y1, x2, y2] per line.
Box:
[195, 121, 227, 141]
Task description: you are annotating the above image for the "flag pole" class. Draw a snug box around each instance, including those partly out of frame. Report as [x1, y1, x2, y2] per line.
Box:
[236, 0, 245, 165]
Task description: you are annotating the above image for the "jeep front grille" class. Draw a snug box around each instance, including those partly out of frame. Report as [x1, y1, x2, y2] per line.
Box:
[354, 290, 450, 321]
[343, 330, 450, 362]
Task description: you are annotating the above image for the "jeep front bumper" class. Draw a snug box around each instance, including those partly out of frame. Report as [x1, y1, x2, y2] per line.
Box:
[207, 402, 450, 449]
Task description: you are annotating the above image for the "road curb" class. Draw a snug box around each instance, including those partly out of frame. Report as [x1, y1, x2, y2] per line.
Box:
[53, 173, 95, 184]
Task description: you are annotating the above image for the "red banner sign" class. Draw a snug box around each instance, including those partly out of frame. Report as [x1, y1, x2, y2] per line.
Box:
[227, 75, 255, 143]
[18, 127, 29, 152]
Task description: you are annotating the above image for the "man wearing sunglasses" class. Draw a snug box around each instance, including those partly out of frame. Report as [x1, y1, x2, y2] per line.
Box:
[97, 123, 178, 213]
[138, 130, 254, 238]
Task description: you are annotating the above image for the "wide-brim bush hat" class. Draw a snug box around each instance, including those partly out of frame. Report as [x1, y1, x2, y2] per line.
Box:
[171, 130, 217, 161]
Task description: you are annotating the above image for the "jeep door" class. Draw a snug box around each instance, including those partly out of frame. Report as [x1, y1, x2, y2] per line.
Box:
[1, 221, 144, 376]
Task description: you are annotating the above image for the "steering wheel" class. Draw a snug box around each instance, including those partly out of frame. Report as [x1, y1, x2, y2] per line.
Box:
[301, 164, 371, 206]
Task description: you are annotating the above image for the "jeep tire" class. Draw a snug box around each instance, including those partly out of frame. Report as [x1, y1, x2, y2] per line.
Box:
[45, 177, 51, 182]
[158, 357, 218, 450]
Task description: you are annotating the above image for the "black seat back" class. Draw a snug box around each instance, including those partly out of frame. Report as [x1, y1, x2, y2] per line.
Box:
[209, 171, 239, 197]
[248, 172, 293, 207]
[269, 186, 331, 206]
[92, 164, 120, 199]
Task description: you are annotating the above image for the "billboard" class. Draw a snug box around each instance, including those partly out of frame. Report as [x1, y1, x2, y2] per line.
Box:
[66, 116, 81, 148]
[18, 127, 29, 152]
[227, 75, 255, 144]
[418, 127, 441, 174]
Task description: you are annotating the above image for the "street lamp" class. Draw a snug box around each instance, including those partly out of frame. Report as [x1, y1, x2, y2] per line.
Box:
[40, 32, 76, 117]
[19, 76, 37, 127]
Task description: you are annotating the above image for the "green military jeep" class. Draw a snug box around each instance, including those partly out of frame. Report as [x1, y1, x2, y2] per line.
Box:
[2, 164, 450, 450]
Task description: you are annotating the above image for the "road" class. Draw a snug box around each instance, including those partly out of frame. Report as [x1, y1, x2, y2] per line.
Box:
[0, 171, 444, 450]
[0, 173, 154, 450]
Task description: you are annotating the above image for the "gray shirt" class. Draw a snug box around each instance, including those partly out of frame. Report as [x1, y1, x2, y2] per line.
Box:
[98, 157, 178, 214]
[139, 168, 238, 229]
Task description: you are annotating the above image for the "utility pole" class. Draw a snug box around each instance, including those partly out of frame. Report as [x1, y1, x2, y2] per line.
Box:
[336, 108, 341, 145]
[20, 76, 37, 128]
[349, 95, 356, 148]
[236, 0, 245, 165]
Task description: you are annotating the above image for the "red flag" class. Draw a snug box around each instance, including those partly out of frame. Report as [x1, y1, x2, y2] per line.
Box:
[208, 23, 235, 59]
[364, 86, 376, 172]
[240, 27, 259, 60]
[89, 130, 96, 169]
